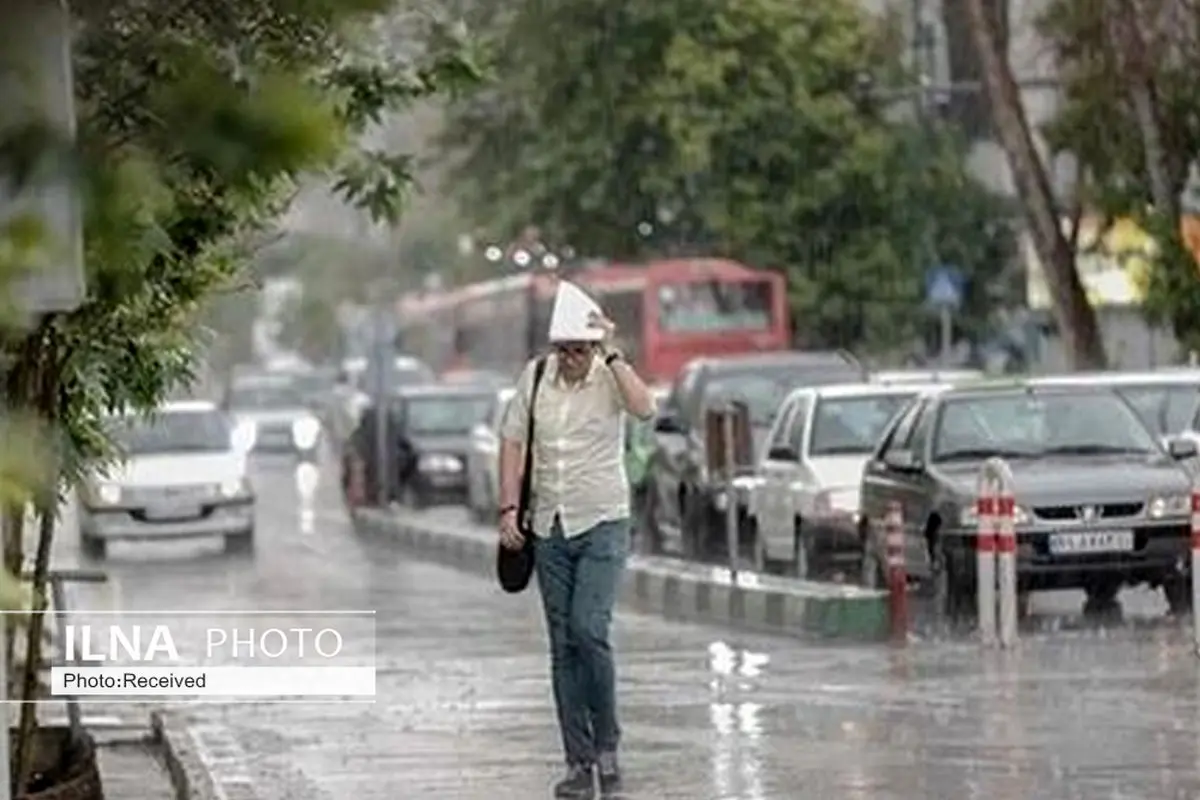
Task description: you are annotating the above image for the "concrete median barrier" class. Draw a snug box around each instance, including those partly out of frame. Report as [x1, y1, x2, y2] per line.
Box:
[353, 508, 889, 642]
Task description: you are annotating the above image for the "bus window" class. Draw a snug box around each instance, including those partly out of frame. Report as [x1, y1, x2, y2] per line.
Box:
[656, 279, 771, 332]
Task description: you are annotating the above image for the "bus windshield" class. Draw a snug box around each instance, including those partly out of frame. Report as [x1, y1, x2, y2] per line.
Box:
[656, 279, 772, 333]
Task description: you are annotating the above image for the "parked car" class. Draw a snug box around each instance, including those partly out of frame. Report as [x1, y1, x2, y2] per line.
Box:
[466, 386, 516, 522]
[748, 382, 941, 577]
[222, 373, 323, 460]
[77, 401, 255, 559]
[627, 386, 670, 530]
[642, 351, 866, 559]
[1032, 369, 1200, 440]
[345, 384, 496, 509]
[870, 369, 985, 385]
[857, 381, 1198, 616]
[329, 355, 435, 454]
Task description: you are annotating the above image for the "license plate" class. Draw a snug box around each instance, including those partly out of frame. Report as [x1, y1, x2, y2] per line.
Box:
[1048, 530, 1134, 555]
[144, 504, 199, 521]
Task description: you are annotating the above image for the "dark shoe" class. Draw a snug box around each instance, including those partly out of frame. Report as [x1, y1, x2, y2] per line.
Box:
[597, 752, 622, 796]
[553, 764, 595, 799]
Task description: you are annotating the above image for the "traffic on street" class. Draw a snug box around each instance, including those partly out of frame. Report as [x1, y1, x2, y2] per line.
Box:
[57, 451, 1200, 799]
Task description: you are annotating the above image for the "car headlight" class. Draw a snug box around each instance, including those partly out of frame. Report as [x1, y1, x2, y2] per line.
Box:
[232, 420, 257, 452]
[96, 483, 121, 505]
[1147, 493, 1190, 519]
[219, 478, 248, 499]
[292, 416, 321, 449]
[959, 501, 1032, 527]
[418, 454, 463, 473]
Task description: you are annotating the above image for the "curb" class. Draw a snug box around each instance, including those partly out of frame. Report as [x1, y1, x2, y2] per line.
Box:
[354, 508, 889, 642]
[152, 711, 219, 800]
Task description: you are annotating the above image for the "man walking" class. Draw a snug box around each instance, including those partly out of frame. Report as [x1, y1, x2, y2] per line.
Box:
[498, 282, 657, 798]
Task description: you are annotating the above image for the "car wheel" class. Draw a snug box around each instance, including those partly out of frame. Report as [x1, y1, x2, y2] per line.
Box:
[1163, 575, 1192, 615]
[1083, 578, 1121, 610]
[81, 534, 106, 561]
[225, 529, 254, 555]
[402, 482, 426, 511]
[791, 517, 817, 580]
[638, 488, 665, 555]
[681, 493, 707, 561]
[933, 548, 971, 620]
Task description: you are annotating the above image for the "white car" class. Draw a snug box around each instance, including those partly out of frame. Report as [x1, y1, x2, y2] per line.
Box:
[77, 401, 255, 559]
[748, 382, 943, 577]
[466, 387, 515, 522]
[223, 373, 323, 460]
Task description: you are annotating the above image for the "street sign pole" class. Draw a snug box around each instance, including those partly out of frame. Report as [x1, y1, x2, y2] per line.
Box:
[925, 266, 964, 367]
[939, 305, 953, 365]
[370, 307, 394, 507]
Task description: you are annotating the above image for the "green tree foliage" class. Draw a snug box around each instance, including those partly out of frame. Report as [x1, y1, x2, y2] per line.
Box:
[440, 0, 1014, 352]
[0, 0, 478, 480]
[1039, 0, 1200, 352]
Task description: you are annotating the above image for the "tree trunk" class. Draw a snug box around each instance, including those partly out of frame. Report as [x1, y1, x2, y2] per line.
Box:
[2, 503, 25, 698]
[13, 327, 60, 795]
[1108, 0, 1181, 220]
[964, 0, 1108, 369]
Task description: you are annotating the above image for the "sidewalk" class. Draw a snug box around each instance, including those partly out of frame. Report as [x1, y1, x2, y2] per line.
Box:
[95, 733, 174, 800]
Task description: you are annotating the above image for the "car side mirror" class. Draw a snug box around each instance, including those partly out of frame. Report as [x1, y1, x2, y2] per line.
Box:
[654, 413, 684, 434]
[767, 445, 796, 461]
[1166, 436, 1198, 460]
[884, 450, 923, 473]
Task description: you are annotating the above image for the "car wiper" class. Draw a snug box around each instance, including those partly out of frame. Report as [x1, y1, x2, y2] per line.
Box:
[935, 447, 1035, 461]
[1039, 444, 1153, 456]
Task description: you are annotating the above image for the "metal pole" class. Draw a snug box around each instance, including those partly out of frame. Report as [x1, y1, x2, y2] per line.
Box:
[371, 307, 390, 507]
[939, 305, 953, 364]
[1191, 484, 1200, 655]
[722, 409, 739, 583]
[0, 612, 8, 800]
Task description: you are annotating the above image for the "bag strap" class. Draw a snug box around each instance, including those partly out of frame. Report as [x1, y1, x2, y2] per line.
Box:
[518, 356, 548, 531]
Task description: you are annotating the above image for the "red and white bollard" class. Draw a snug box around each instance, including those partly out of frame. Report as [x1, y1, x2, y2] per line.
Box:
[995, 490, 1018, 647]
[1191, 487, 1200, 652]
[977, 457, 1018, 648]
[975, 490, 997, 646]
[884, 500, 908, 644]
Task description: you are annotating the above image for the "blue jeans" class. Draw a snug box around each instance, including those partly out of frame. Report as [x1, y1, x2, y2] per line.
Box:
[535, 517, 629, 766]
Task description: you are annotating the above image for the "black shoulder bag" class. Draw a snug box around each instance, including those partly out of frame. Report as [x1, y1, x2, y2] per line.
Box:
[496, 356, 548, 593]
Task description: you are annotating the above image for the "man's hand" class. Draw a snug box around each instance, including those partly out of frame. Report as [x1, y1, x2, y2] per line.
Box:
[498, 508, 524, 550]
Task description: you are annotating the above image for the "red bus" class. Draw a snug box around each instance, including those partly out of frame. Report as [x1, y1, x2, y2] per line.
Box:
[394, 259, 789, 384]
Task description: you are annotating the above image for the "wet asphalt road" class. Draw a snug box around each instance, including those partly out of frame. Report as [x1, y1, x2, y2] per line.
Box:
[52, 456, 1200, 799]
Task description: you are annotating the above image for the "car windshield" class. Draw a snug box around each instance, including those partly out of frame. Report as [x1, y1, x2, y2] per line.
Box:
[932, 392, 1160, 461]
[1115, 384, 1200, 435]
[703, 366, 860, 425]
[227, 383, 304, 410]
[809, 393, 916, 456]
[109, 410, 231, 455]
[406, 396, 493, 435]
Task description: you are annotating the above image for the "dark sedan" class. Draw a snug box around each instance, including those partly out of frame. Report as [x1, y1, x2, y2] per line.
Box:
[344, 385, 495, 509]
[643, 350, 866, 559]
[858, 382, 1198, 615]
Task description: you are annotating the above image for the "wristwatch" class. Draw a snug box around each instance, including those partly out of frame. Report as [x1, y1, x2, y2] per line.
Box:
[499, 504, 517, 517]
[604, 348, 624, 367]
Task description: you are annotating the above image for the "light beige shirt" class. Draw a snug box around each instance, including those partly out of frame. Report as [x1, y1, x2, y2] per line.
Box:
[501, 353, 652, 537]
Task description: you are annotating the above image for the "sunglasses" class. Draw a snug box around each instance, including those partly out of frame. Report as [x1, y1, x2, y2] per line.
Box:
[554, 343, 593, 357]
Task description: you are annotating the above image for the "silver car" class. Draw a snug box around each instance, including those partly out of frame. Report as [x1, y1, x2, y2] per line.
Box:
[77, 401, 256, 559]
[466, 387, 515, 522]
